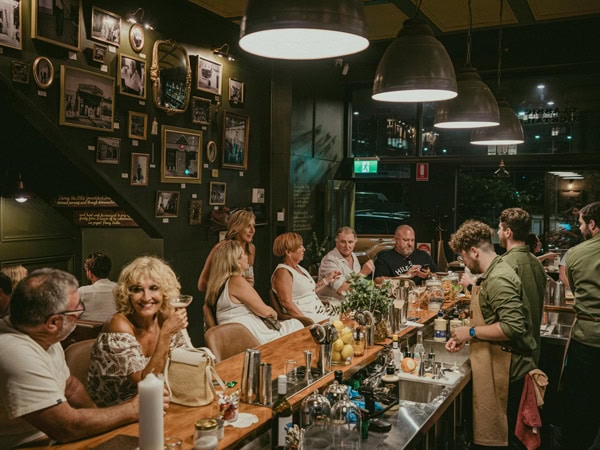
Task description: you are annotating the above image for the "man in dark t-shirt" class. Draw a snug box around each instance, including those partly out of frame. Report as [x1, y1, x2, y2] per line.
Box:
[374, 225, 436, 285]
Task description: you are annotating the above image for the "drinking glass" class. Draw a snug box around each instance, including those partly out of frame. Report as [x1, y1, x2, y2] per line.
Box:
[244, 266, 255, 286]
[164, 436, 183, 449]
[171, 294, 193, 308]
[285, 359, 297, 384]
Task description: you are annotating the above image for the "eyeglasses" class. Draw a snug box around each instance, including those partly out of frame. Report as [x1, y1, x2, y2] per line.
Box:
[55, 300, 86, 319]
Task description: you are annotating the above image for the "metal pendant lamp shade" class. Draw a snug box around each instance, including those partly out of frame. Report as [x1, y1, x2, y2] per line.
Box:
[434, 67, 499, 128]
[372, 18, 457, 102]
[470, 97, 524, 145]
[239, 0, 369, 60]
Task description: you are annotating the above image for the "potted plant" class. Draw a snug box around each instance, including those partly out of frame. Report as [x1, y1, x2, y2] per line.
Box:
[303, 232, 330, 276]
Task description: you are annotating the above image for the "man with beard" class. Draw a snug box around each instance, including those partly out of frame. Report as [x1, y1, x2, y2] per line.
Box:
[498, 208, 547, 365]
[561, 201, 600, 450]
[374, 225, 436, 285]
[0, 268, 154, 448]
[446, 220, 536, 449]
[319, 226, 375, 301]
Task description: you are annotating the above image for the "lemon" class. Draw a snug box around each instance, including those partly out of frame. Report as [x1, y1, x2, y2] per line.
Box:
[332, 351, 342, 361]
[341, 344, 354, 360]
[332, 320, 345, 331]
[341, 332, 354, 345]
[333, 338, 344, 352]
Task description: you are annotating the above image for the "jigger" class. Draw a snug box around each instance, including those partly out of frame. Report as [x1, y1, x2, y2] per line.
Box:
[304, 350, 313, 384]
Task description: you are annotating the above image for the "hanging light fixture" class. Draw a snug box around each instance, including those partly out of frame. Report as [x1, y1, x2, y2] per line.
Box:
[14, 173, 31, 203]
[372, 1, 457, 102]
[470, 0, 523, 145]
[434, 0, 499, 128]
[494, 159, 510, 178]
[239, 0, 369, 60]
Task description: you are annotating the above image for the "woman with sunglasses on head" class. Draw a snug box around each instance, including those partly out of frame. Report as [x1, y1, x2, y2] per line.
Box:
[198, 209, 256, 292]
[87, 256, 189, 407]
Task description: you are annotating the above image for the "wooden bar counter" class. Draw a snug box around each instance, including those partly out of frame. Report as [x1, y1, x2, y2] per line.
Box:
[21, 306, 443, 450]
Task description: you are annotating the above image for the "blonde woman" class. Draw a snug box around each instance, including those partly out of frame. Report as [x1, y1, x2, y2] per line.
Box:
[87, 256, 189, 406]
[1, 264, 28, 290]
[206, 241, 303, 345]
[198, 209, 256, 292]
[271, 232, 340, 323]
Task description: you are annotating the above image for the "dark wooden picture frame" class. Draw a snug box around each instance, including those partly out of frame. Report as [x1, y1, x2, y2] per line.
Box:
[91, 6, 121, 47]
[11, 60, 29, 84]
[189, 199, 202, 225]
[31, 0, 80, 51]
[0, 0, 22, 50]
[96, 136, 120, 164]
[161, 125, 202, 184]
[118, 53, 146, 99]
[92, 43, 107, 63]
[222, 111, 249, 170]
[191, 96, 211, 125]
[128, 111, 147, 140]
[228, 78, 244, 105]
[209, 182, 226, 206]
[155, 191, 180, 218]
[60, 65, 115, 131]
[130, 152, 149, 186]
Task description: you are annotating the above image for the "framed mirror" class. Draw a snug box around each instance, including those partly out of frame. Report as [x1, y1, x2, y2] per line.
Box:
[151, 39, 191, 114]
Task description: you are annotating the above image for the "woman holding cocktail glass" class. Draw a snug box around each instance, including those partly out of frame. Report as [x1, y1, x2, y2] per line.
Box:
[87, 256, 190, 406]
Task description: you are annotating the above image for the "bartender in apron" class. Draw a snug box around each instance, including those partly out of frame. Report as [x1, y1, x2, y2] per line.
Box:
[446, 220, 537, 448]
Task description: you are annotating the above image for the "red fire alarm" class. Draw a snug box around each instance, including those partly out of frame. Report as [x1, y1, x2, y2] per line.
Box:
[416, 163, 429, 181]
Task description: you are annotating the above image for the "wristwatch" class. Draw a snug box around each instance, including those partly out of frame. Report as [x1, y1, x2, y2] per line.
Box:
[469, 327, 476, 339]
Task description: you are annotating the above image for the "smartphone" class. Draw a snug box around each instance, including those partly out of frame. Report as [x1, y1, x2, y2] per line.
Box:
[421, 264, 430, 270]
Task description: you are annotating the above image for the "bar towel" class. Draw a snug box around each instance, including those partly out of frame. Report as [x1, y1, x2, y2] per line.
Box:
[515, 374, 542, 450]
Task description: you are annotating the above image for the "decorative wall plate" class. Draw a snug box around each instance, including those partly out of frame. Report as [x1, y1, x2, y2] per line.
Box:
[206, 140, 217, 163]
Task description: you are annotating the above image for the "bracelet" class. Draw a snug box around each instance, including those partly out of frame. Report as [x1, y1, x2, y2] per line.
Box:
[321, 278, 329, 286]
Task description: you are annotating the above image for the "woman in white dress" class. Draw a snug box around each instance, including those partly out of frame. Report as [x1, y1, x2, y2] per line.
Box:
[271, 232, 341, 323]
[205, 241, 303, 345]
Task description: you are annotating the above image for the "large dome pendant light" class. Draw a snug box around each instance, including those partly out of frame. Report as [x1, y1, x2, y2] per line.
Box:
[434, 0, 499, 128]
[372, 1, 457, 103]
[470, 0, 523, 145]
[239, 0, 369, 60]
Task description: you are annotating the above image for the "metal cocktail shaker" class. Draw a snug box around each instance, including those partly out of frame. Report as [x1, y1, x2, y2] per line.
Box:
[258, 362, 272, 406]
[240, 349, 261, 403]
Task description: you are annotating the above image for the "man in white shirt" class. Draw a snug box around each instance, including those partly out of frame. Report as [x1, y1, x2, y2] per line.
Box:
[318, 227, 375, 301]
[78, 252, 117, 322]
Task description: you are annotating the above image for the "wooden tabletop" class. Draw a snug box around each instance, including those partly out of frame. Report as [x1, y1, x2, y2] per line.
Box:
[21, 305, 443, 450]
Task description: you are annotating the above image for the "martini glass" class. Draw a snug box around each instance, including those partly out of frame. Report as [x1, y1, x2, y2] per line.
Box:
[171, 294, 193, 309]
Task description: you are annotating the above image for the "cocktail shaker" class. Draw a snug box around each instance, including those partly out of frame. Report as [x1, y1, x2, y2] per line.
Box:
[240, 349, 261, 403]
[258, 362, 272, 406]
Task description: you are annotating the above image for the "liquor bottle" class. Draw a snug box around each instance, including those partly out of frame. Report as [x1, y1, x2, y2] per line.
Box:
[413, 330, 425, 374]
[392, 334, 402, 370]
[272, 375, 292, 449]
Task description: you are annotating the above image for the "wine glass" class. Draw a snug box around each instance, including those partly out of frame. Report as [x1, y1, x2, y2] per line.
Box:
[171, 294, 193, 308]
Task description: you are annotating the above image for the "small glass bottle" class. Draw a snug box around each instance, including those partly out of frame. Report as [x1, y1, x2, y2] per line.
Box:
[353, 327, 366, 356]
[413, 330, 426, 373]
[194, 419, 218, 450]
[392, 334, 402, 370]
[272, 375, 293, 450]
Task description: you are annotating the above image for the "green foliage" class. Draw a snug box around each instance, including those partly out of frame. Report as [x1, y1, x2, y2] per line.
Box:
[303, 232, 330, 269]
[322, 273, 393, 316]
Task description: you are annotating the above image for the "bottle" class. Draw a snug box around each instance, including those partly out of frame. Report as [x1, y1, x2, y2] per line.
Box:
[272, 375, 293, 449]
[392, 334, 402, 370]
[434, 311, 447, 342]
[413, 330, 425, 373]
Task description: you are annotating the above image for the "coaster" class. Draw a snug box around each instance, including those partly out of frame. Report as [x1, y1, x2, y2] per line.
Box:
[224, 412, 258, 428]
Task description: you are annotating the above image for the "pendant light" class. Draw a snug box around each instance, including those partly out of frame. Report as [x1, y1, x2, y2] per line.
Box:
[14, 173, 31, 203]
[434, 0, 499, 128]
[470, 0, 523, 145]
[239, 0, 369, 60]
[372, 0, 457, 102]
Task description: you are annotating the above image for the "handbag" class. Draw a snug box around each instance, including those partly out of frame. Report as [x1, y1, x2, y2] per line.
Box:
[164, 346, 226, 407]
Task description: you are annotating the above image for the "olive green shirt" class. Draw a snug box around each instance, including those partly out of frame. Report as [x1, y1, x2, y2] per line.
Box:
[478, 256, 537, 381]
[565, 232, 600, 348]
[502, 245, 547, 364]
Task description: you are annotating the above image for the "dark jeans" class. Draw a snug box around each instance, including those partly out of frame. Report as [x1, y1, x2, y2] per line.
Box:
[561, 339, 600, 450]
[471, 376, 527, 450]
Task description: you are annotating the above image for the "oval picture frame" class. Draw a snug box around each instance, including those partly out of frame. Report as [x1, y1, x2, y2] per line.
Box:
[32, 56, 54, 89]
[129, 23, 144, 53]
[206, 140, 217, 163]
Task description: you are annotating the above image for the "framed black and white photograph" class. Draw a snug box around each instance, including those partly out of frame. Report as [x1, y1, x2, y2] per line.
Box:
[130, 152, 149, 186]
[222, 111, 249, 170]
[118, 53, 145, 99]
[155, 191, 180, 218]
[0, 0, 22, 50]
[206, 140, 217, 163]
[60, 65, 115, 131]
[197, 56, 222, 95]
[11, 60, 29, 84]
[189, 199, 202, 225]
[129, 23, 144, 52]
[161, 125, 202, 184]
[33, 56, 54, 89]
[228, 79, 244, 105]
[92, 43, 107, 63]
[96, 136, 120, 164]
[32, 0, 80, 51]
[191, 96, 211, 125]
[128, 111, 147, 140]
[209, 182, 226, 206]
[91, 6, 120, 47]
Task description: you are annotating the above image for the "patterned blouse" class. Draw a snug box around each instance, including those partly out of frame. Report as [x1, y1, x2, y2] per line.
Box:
[87, 331, 187, 407]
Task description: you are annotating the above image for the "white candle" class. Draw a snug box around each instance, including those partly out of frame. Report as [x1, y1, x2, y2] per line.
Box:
[138, 373, 164, 450]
